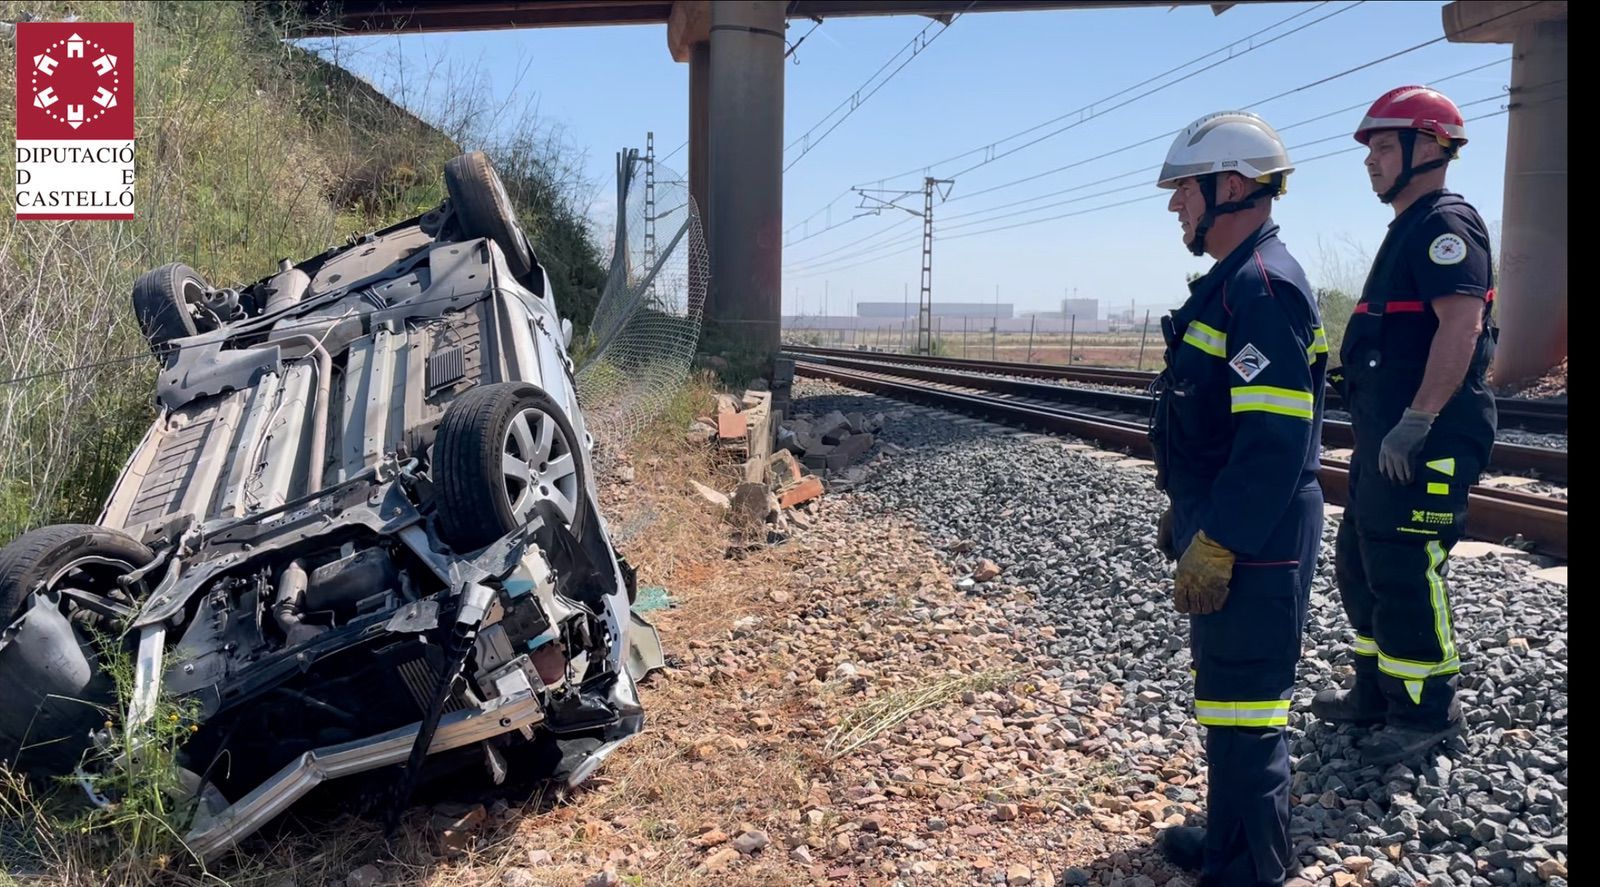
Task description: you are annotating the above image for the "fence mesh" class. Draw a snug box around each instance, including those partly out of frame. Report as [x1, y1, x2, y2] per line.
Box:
[575, 149, 708, 463]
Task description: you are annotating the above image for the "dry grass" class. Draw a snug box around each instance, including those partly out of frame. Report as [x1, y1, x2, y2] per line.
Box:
[386, 375, 820, 887]
[825, 669, 1017, 760]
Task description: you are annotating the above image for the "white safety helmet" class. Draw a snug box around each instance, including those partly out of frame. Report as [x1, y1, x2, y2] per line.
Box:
[1158, 111, 1293, 256]
[1157, 110, 1294, 192]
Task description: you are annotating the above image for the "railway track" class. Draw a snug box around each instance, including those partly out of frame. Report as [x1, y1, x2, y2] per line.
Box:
[788, 351, 1566, 484]
[785, 345, 1569, 435]
[793, 358, 1567, 560]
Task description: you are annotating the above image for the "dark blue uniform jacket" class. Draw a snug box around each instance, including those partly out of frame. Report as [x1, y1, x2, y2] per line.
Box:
[1150, 221, 1328, 561]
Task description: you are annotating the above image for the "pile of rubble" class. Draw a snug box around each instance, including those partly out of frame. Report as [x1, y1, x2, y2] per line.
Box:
[777, 407, 886, 492]
[684, 360, 888, 544]
[1495, 356, 1567, 400]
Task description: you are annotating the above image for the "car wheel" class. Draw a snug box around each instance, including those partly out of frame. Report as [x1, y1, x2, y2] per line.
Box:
[444, 151, 536, 280]
[0, 523, 152, 622]
[131, 262, 216, 354]
[432, 382, 589, 552]
[0, 524, 152, 781]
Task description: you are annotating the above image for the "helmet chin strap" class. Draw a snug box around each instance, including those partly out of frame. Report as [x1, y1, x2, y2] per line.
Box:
[1379, 129, 1451, 204]
[1188, 175, 1281, 257]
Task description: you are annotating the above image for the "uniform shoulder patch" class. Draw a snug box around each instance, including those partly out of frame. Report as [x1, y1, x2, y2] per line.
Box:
[1428, 232, 1467, 265]
[1229, 343, 1271, 381]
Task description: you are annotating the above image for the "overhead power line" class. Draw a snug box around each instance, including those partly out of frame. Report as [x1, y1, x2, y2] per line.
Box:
[937, 1, 1366, 181]
[783, 104, 1512, 280]
[783, 3, 976, 173]
[785, 53, 1511, 267]
[785, 0, 1545, 255]
[784, 1, 1354, 246]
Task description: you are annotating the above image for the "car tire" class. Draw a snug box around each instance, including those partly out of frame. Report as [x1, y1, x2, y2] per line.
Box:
[432, 382, 589, 553]
[131, 262, 214, 354]
[444, 151, 536, 280]
[0, 523, 152, 622]
[0, 524, 152, 782]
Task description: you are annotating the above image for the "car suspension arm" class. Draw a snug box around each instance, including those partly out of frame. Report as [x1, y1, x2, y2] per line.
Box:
[382, 581, 495, 836]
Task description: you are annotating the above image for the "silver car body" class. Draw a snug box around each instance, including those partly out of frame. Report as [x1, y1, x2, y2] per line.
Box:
[8, 206, 657, 858]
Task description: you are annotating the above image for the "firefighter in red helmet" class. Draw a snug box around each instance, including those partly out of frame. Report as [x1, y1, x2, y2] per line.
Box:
[1310, 86, 1499, 766]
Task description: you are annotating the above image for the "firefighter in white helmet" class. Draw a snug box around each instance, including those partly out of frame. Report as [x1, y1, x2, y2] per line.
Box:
[1147, 110, 1328, 886]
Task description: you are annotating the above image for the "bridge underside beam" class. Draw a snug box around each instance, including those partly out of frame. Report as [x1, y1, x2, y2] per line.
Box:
[290, 0, 1236, 36]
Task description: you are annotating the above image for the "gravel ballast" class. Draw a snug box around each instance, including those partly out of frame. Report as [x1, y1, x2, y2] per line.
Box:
[793, 379, 1568, 887]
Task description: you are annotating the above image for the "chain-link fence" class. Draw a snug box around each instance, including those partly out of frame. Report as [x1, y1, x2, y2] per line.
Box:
[575, 148, 708, 463]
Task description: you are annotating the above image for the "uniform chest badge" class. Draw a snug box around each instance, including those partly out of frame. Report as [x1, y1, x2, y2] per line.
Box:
[1428, 233, 1467, 265]
[1229, 343, 1270, 381]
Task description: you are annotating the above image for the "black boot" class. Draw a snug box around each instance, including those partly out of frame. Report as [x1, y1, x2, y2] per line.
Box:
[1361, 698, 1467, 767]
[1309, 672, 1385, 727]
[1158, 826, 1205, 872]
[1310, 687, 1386, 727]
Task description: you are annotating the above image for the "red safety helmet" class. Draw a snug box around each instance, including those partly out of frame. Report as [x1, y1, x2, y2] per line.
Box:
[1356, 86, 1467, 204]
[1354, 85, 1468, 152]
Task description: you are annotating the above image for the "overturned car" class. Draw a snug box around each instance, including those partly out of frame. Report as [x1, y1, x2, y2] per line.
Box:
[0, 152, 661, 858]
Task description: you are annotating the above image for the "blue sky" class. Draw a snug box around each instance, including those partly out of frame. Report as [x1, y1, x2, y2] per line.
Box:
[304, 1, 1512, 319]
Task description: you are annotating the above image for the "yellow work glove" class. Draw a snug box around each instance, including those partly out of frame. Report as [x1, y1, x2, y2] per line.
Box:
[1174, 529, 1235, 615]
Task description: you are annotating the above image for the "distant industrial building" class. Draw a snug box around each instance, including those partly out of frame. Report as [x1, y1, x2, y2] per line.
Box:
[785, 313, 1110, 334]
[855, 301, 1014, 320]
[1062, 298, 1099, 320]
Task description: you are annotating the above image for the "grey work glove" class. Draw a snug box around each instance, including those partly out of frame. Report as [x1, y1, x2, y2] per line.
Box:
[1378, 408, 1436, 485]
[1157, 506, 1176, 561]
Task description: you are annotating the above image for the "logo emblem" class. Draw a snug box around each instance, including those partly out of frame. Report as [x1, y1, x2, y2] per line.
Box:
[20, 29, 128, 135]
[1229, 343, 1271, 382]
[15, 22, 136, 220]
[1428, 233, 1467, 266]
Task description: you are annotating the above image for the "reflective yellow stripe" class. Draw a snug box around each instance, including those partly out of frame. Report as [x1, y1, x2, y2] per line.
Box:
[1397, 527, 1439, 536]
[1427, 540, 1458, 666]
[1426, 458, 1456, 477]
[1183, 321, 1227, 358]
[1306, 326, 1329, 363]
[1353, 635, 1379, 657]
[1194, 699, 1290, 727]
[1231, 385, 1314, 419]
[1378, 651, 1460, 681]
[1427, 482, 1450, 495]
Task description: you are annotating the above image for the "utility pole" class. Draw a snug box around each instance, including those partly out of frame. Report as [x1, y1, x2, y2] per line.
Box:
[644, 131, 657, 299]
[855, 176, 953, 356]
[902, 282, 908, 353]
[1137, 308, 1151, 370]
[992, 283, 999, 360]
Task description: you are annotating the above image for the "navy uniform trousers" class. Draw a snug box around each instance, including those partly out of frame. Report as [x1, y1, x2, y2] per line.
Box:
[1171, 486, 1322, 885]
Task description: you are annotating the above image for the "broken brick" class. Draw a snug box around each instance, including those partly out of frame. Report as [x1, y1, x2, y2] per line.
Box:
[769, 450, 803, 484]
[718, 412, 748, 440]
[780, 476, 825, 509]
